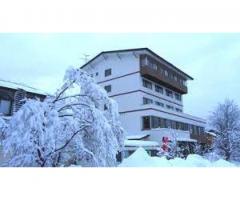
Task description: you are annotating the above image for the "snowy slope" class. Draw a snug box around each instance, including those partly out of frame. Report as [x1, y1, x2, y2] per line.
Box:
[119, 148, 236, 167]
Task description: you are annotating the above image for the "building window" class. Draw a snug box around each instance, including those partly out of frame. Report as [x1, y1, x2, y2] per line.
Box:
[183, 80, 187, 86]
[104, 104, 108, 110]
[165, 70, 168, 77]
[142, 116, 151, 130]
[174, 75, 177, 81]
[166, 119, 171, 128]
[141, 56, 148, 66]
[182, 123, 189, 131]
[175, 93, 182, 101]
[176, 122, 181, 130]
[152, 63, 158, 70]
[175, 108, 182, 112]
[166, 89, 173, 98]
[196, 126, 200, 134]
[192, 125, 197, 134]
[143, 79, 152, 90]
[155, 85, 163, 94]
[200, 127, 205, 134]
[171, 121, 177, 129]
[179, 79, 183, 85]
[169, 73, 174, 80]
[143, 97, 153, 105]
[161, 118, 167, 128]
[151, 116, 161, 129]
[190, 125, 194, 134]
[159, 68, 164, 75]
[155, 101, 164, 107]
[0, 99, 11, 115]
[166, 105, 174, 110]
[105, 68, 112, 77]
[104, 85, 112, 93]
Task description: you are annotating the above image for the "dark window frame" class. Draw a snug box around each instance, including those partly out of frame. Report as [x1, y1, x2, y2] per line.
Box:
[166, 89, 173, 98]
[104, 85, 112, 93]
[175, 93, 182, 101]
[0, 98, 12, 116]
[142, 116, 151, 130]
[155, 101, 164, 107]
[143, 79, 153, 90]
[143, 97, 153, 105]
[155, 84, 163, 94]
[104, 68, 112, 77]
[166, 105, 174, 110]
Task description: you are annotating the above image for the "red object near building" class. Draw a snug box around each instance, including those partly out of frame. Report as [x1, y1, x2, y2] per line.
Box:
[162, 137, 169, 152]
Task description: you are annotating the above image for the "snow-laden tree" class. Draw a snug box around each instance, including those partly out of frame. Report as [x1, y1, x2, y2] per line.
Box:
[2, 67, 125, 167]
[0, 116, 7, 142]
[210, 99, 240, 161]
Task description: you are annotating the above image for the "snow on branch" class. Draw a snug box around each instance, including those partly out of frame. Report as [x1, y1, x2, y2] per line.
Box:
[1, 67, 125, 167]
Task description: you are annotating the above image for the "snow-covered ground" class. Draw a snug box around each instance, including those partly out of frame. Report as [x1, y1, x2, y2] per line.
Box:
[119, 148, 237, 167]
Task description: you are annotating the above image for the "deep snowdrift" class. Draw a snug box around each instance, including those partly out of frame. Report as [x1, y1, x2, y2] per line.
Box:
[119, 148, 236, 167]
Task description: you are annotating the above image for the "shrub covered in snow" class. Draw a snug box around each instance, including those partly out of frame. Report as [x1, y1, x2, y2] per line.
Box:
[0, 117, 7, 142]
[2, 67, 125, 167]
[210, 99, 240, 162]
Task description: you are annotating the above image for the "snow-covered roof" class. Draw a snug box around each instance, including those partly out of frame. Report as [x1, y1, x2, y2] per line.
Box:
[205, 131, 217, 137]
[126, 134, 150, 140]
[124, 140, 159, 147]
[0, 79, 47, 96]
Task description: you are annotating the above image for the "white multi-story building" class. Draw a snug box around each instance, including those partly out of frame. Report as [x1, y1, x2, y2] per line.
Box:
[81, 48, 206, 144]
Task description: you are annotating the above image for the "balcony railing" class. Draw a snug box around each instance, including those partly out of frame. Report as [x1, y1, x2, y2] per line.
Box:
[140, 54, 188, 94]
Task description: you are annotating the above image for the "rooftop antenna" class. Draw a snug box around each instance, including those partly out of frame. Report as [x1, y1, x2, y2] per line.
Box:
[80, 54, 90, 64]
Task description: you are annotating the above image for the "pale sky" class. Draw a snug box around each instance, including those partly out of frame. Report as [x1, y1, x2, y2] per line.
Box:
[0, 33, 239, 119]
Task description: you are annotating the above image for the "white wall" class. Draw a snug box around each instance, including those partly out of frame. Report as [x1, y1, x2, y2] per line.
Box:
[120, 112, 142, 135]
[84, 52, 140, 83]
[99, 72, 141, 96]
[111, 92, 142, 112]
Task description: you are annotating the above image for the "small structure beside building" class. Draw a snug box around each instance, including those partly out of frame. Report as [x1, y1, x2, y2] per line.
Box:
[117, 138, 160, 162]
[0, 79, 47, 117]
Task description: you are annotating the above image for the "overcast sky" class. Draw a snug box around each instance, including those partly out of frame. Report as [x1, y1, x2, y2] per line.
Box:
[0, 33, 239, 119]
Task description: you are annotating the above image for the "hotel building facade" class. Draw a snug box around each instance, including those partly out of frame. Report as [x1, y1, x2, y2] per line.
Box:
[81, 48, 206, 144]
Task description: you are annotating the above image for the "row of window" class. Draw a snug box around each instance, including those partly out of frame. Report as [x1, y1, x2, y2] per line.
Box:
[142, 79, 182, 101]
[143, 97, 182, 112]
[90, 68, 112, 78]
[142, 116, 205, 135]
[141, 55, 187, 87]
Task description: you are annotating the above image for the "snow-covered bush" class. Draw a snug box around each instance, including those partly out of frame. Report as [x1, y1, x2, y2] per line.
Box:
[0, 116, 7, 142]
[2, 67, 125, 167]
[210, 99, 240, 162]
